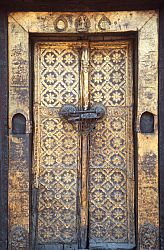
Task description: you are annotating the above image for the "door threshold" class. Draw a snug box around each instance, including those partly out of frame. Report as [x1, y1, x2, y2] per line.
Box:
[89, 243, 136, 250]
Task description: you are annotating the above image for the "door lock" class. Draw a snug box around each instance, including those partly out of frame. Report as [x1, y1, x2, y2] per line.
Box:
[59, 104, 106, 123]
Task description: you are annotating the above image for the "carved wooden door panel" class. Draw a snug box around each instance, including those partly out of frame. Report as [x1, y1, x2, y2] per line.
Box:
[33, 40, 135, 250]
[88, 42, 134, 249]
[33, 42, 83, 250]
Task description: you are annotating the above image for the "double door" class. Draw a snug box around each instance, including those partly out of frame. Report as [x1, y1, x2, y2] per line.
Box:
[32, 40, 135, 249]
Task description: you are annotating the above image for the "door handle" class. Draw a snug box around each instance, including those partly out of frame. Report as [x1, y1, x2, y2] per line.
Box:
[59, 104, 106, 123]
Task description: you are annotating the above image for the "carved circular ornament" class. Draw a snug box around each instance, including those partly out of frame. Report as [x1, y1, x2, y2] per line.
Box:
[54, 16, 68, 32]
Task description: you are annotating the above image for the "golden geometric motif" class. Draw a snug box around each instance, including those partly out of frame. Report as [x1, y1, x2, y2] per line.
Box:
[89, 43, 134, 244]
[40, 45, 79, 108]
[90, 44, 130, 107]
[34, 41, 135, 247]
[34, 43, 81, 244]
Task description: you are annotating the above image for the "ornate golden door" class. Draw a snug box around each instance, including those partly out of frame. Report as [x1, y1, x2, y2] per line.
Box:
[32, 40, 135, 249]
[8, 11, 159, 250]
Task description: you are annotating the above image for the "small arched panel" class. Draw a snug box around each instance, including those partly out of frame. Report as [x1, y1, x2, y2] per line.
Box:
[140, 111, 154, 134]
[12, 113, 26, 135]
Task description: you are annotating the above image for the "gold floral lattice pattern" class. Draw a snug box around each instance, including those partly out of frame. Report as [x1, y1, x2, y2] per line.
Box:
[89, 43, 134, 244]
[40, 44, 80, 107]
[35, 43, 80, 244]
[90, 44, 131, 107]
